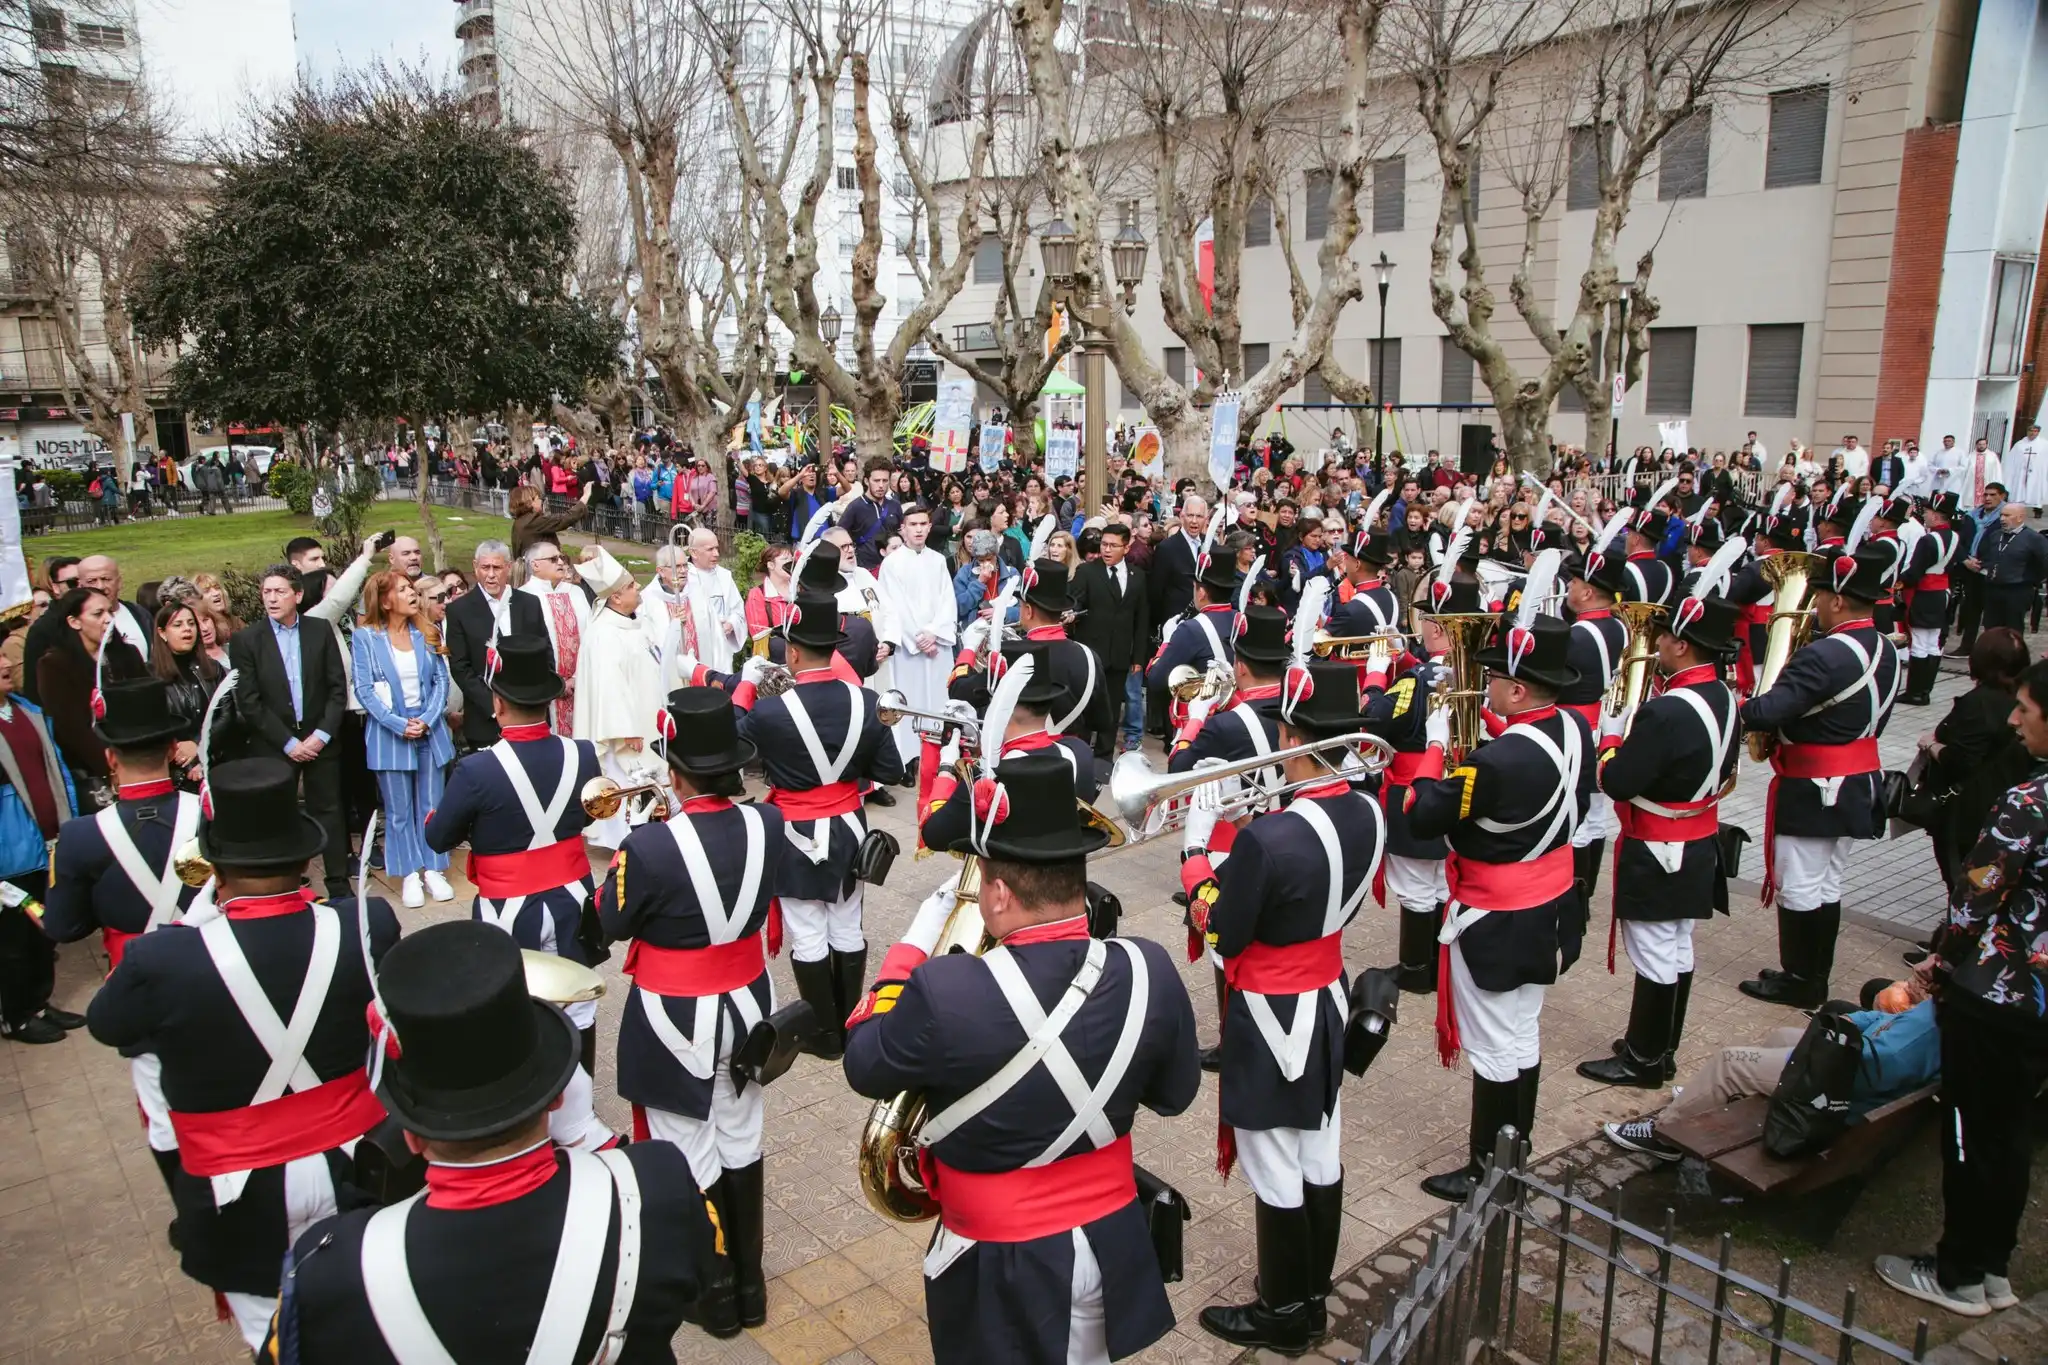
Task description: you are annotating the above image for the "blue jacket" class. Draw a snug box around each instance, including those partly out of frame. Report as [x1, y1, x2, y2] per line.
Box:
[1847, 1000, 1940, 1114]
[952, 561, 1021, 630]
[0, 699, 74, 881]
[351, 627, 455, 772]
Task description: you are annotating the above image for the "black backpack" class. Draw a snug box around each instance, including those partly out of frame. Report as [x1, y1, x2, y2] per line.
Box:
[1763, 1007, 1865, 1158]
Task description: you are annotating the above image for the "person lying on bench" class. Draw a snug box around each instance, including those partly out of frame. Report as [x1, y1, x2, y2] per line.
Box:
[1602, 977, 1939, 1164]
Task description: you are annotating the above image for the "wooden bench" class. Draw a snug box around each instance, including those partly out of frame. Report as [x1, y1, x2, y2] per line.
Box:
[1659, 1086, 1939, 1198]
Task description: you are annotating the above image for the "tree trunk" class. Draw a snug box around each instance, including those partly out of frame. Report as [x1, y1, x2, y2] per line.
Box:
[1499, 400, 1550, 475]
[412, 413, 447, 572]
[1159, 413, 1210, 486]
[852, 395, 896, 465]
[1581, 402, 1614, 470]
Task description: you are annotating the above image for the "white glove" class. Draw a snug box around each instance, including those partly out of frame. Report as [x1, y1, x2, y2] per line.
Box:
[904, 870, 962, 955]
[1424, 700, 1451, 751]
[1186, 692, 1217, 725]
[938, 733, 963, 770]
[960, 616, 991, 655]
[0, 882, 26, 909]
[740, 655, 770, 686]
[1365, 641, 1394, 677]
[1182, 796, 1222, 853]
[1600, 708, 1630, 741]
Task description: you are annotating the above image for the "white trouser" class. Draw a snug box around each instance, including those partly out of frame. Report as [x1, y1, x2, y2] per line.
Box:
[1383, 855, 1448, 913]
[1910, 626, 1942, 659]
[641, 1068, 766, 1188]
[1773, 834, 1848, 912]
[534, 905, 600, 1030]
[547, 1063, 615, 1151]
[1619, 919, 1696, 986]
[132, 1054, 175, 1153]
[1572, 791, 1613, 846]
[782, 890, 865, 961]
[1233, 1100, 1344, 1208]
[889, 648, 951, 761]
[1066, 1226, 1108, 1365]
[221, 1152, 339, 1351]
[1448, 941, 1545, 1082]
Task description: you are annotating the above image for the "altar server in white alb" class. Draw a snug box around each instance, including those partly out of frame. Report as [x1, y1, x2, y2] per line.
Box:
[877, 501, 956, 772]
[574, 546, 668, 850]
[2008, 423, 2048, 510]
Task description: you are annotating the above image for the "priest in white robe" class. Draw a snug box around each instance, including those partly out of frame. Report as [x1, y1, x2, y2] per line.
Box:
[2010, 422, 2048, 509]
[682, 527, 749, 668]
[876, 501, 956, 767]
[518, 540, 591, 736]
[573, 546, 667, 850]
[822, 527, 895, 685]
[637, 544, 698, 694]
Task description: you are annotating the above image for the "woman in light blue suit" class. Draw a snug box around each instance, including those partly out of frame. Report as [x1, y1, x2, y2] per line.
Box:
[352, 571, 457, 908]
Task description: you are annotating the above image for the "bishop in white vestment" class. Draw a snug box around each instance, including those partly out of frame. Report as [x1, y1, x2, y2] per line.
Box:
[875, 503, 956, 763]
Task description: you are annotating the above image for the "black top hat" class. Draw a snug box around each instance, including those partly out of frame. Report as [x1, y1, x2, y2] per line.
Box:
[1276, 658, 1371, 736]
[93, 678, 188, 749]
[1874, 496, 1913, 525]
[1021, 559, 1074, 615]
[1348, 523, 1395, 565]
[1928, 491, 1960, 518]
[1419, 577, 1488, 616]
[661, 686, 756, 776]
[1814, 542, 1895, 603]
[375, 920, 581, 1142]
[796, 551, 847, 595]
[1570, 546, 1629, 596]
[1689, 517, 1726, 552]
[1234, 604, 1290, 664]
[1000, 640, 1071, 713]
[949, 751, 1111, 864]
[489, 634, 565, 707]
[1819, 493, 1860, 532]
[199, 757, 329, 870]
[1630, 491, 1673, 543]
[782, 588, 848, 651]
[1666, 593, 1742, 659]
[1473, 612, 1580, 691]
[1196, 552, 1243, 599]
[1763, 503, 1811, 550]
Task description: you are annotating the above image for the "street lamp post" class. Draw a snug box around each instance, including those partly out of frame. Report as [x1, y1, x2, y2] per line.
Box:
[1038, 203, 1148, 514]
[816, 305, 842, 464]
[1373, 252, 1394, 462]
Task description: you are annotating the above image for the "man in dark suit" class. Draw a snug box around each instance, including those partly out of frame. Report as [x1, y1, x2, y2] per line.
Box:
[444, 538, 547, 749]
[1072, 521, 1150, 757]
[1870, 443, 1908, 493]
[1146, 495, 1208, 737]
[229, 563, 350, 897]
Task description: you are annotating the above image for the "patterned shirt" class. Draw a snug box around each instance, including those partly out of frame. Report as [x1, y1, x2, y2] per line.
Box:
[1944, 762, 2048, 1018]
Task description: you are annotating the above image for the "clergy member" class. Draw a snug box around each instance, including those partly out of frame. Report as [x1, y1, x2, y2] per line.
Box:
[574, 546, 667, 850]
[876, 501, 954, 773]
[638, 544, 698, 694]
[519, 540, 590, 735]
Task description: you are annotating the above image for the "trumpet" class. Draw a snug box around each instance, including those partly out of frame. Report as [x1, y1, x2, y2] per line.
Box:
[875, 691, 981, 743]
[1311, 629, 1420, 660]
[1167, 662, 1234, 704]
[580, 775, 672, 822]
[1109, 732, 1396, 840]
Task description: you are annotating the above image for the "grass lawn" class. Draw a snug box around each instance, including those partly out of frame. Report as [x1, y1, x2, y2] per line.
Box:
[22, 506, 653, 587]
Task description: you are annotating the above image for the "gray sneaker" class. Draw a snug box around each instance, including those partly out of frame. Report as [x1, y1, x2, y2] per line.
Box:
[1874, 1255, 1990, 1317]
[1983, 1274, 2019, 1310]
[1602, 1117, 1680, 1163]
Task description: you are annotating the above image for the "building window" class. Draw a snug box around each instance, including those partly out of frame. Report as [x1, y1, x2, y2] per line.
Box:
[1242, 342, 1270, 377]
[1245, 196, 1271, 248]
[1369, 338, 1402, 406]
[74, 22, 124, 49]
[1745, 323, 1805, 417]
[29, 7, 63, 49]
[1165, 346, 1186, 385]
[973, 233, 1001, 285]
[1658, 110, 1710, 201]
[1441, 338, 1474, 404]
[1568, 126, 1602, 211]
[1305, 170, 1331, 240]
[1373, 157, 1405, 232]
[836, 165, 857, 191]
[1646, 326, 1697, 413]
[1304, 370, 1331, 406]
[1764, 86, 1827, 189]
[1985, 255, 2036, 378]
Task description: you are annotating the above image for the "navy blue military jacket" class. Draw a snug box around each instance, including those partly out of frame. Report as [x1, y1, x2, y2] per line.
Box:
[1559, 611, 1626, 710]
[1740, 619, 1899, 839]
[1144, 604, 1238, 690]
[424, 733, 602, 857]
[1599, 671, 1740, 922]
[44, 786, 202, 955]
[1622, 554, 1677, 609]
[1327, 580, 1401, 637]
[739, 672, 903, 900]
[919, 732, 1099, 853]
[1362, 656, 1448, 860]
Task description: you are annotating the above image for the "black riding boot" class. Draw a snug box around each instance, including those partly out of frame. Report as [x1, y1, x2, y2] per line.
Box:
[723, 1159, 768, 1327]
[1899, 655, 1934, 706]
[1666, 970, 1693, 1077]
[1198, 1200, 1317, 1354]
[1577, 978, 1676, 1087]
[698, 1175, 742, 1338]
[1516, 1064, 1541, 1155]
[829, 946, 868, 1043]
[1810, 901, 1841, 1001]
[1740, 905, 1827, 1008]
[578, 1025, 597, 1080]
[1394, 903, 1441, 994]
[1201, 965, 1227, 1072]
[1421, 1074, 1520, 1202]
[790, 957, 843, 1059]
[1302, 1176, 1345, 1340]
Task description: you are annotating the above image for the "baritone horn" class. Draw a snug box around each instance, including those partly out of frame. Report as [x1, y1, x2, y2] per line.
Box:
[1417, 610, 1498, 760]
[1745, 551, 1816, 761]
[1605, 601, 1669, 736]
[580, 775, 672, 822]
[1167, 662, 1233, 705]
[1108, 732, 1396, 839]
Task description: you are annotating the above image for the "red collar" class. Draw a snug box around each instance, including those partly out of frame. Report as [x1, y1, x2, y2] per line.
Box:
[500, 722, 552, 742]
[1828, 618, 1874, 636]
[1817, 536, 1845, 547]
[1627, 551, 1656, 562]
[1025, 625, 1066, 641]
[118, 778, 176, 800]
[1352, 577, 1384, 592]
[1574, 608, 1612, 621]
[1289, 780, 1351, 802]
[425, 1141, 559, 1211]
[1001, 915, 1091, 946]
[1235, 682, 1283, 702]
[1201, 603, 1235, 615]
[1663, 664, 1720, 690]
[794, 666, 838, 683]
[1499, 704, 1559, 726]
[681, 796, 732, 814]
[1003, 730, 1058, 753]
[220, 889, 317, 920]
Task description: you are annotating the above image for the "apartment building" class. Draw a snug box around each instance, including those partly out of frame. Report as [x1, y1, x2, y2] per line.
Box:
[933, 0, 2048, 463]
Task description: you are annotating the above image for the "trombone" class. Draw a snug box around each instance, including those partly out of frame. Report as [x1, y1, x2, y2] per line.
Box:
[875, 691, 981, 744]
[1167, 662, 1234, 705]
[1109, 732, 1396, 841]
[1310, 629, 1421, 661]
[580, 775, 673, 822]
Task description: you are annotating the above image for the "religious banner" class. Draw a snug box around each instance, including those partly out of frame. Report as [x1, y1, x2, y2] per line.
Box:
[1208, 392, 1242, 493]
[933, 378, 976, 474]
[1131, 426, 1163, 480]
[1045, 426, 1080, 482]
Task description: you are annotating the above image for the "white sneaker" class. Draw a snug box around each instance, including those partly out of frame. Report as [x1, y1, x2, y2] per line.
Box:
[401, 873, 425, 909]
[1874, 1255, 1990, 1317]
[423, 870, 455, 903]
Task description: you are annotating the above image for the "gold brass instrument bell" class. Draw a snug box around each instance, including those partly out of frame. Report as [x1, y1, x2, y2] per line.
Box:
[1745, 551, 1816, 761]
[1416, 610, 1497, 760]
[1167, 662, 1233, 705]
[521, 949, 606, 1005]
[174, 838, 213, 888]
[579, 775, 672, 822]
[1605, 600, 1668, 737]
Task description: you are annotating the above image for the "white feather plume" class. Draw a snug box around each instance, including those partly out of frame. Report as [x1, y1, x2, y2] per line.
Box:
[1359, 488, 1393, 540]
[1843, 496, 1882, 555]
[1690, 536, 1748, 601]
[984, 578, 1019, 676]
[1592, 507, 1633, 559]
[1897, 518, 1926, 565]
[1435, 498, 1477, 589]
[1028, 514, 1057, 562]
[1291, 576, 1330, 672]
[981, 653, 1032, 781]
[789, 496, 847, 595]
[1769, 482, 1794, 515]
[1640, 477, 1678, 522]
[196, 667, 238, 785]
[1517, 549, 1563, 629]
[1236, 554, 1265, 615]
[1621, 456, 1639, 491]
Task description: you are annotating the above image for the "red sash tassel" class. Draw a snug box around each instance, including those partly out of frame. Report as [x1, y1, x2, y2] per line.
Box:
[101, 926, 138, 973]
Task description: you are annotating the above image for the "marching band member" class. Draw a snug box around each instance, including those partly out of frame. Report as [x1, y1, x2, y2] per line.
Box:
[991, 556, 1111, 739]
[845, 750, 1201, 1365]
[1324, 492, 1401, 639]
[738, 587, 904, 1060]
[267, 921, 728, 1362]
[1812, 489, 1856, 551]
[1407, 562, 1593, 1202]
[1196, 658, 1385, 1353]
[878, 502, 958, 774]
[791, 549, 884, 687]
[597, 686, 786, 1333]
[1867, 495, 1911, 637]
[1896, 492, 1960, 706]
[424, 633, 617, 1152]
[573, 546, 667, 851]
[1145, 554, 1244, 707]
[1576, 553, 1745, 1089]
[1726, 494, 1811, 697]
[1559, 514, 1631, 921]
[42, 679, 197, 1197]
[1622, 479, 1679, 609]
[86, 758, 399, 1352]
[1738, 525, 1902, 1009]
[922, 641, 1099, 831]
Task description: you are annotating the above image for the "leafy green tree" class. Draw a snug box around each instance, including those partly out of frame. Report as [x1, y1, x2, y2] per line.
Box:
[131, 69, 623, 566]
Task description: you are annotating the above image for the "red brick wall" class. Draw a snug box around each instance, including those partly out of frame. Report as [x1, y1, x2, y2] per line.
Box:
[1872, 123, 1961, 445]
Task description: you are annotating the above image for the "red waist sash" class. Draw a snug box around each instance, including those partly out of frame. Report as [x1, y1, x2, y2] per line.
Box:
[1225, 933, 1343, 993]
[625, 937, 766, 996]
[1614, 797, 1719, 842]
[102, 926, 138, 972]
[1445, 845, 1574, 912]
[468, 837, 591, 898]
[768, 781, 863, 821]
[170, 1069, 385, 1176]
[1760, 738, 1880, 906]
[926, 1133, 1136, 1242]
[1918, 574, 1950, 592]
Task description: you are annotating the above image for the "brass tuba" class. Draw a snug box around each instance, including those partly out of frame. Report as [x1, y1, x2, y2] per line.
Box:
[1744, 551, 1815, 761]
[1605, 601, 1669, 736]
[1419, 611, 1498, 761]
[856, 856, 988, 1222]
